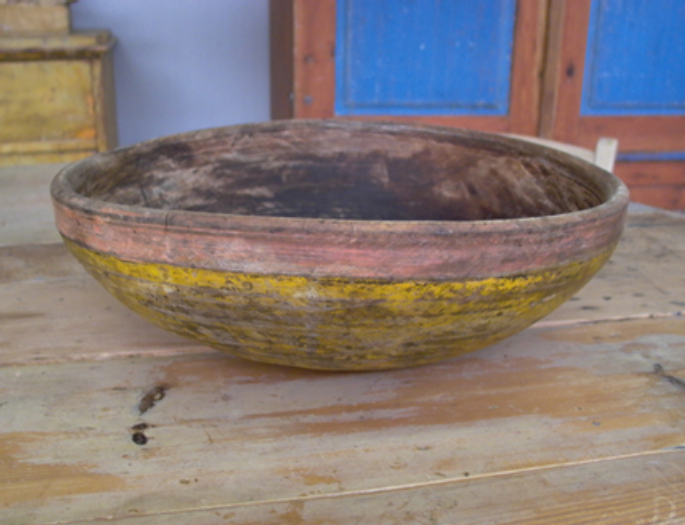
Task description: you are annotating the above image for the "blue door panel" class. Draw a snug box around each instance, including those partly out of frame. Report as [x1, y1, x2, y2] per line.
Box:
[582, 0, 685, 116]
[335, 0, 517, 116]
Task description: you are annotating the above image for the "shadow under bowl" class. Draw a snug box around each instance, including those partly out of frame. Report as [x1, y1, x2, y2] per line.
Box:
[51, 120, 629, 370]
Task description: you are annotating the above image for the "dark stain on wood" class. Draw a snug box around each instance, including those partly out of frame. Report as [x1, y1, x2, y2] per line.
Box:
[131, 432, 148, 446]
[85, 122, 606, 222]
[138, 384, 168, 415]
[566, 62, 575, 78]
[654, 363, 685, 391]
[0, 312, 44, 322]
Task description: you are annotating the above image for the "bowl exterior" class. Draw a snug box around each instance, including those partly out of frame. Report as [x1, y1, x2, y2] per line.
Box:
[64, 237, 615, 370]
[51, 121, 630, 371]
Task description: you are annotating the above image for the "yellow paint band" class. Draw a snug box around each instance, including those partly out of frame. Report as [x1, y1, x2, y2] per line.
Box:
[64, 238, 612, 370]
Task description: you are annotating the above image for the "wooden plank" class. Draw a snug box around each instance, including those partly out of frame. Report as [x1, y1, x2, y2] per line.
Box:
[55, 453, 685, 524]
[0, 163, 64, 246]
[2, 166, 685, 523]
[538, 0, 565, 138]
[617, 161, 685, 187]
[614, 161, 685, 210]
[292, 0, 336, 118]
[628, 186, 685, 212]
[546, 0, 591, 144]
[0, 266, 204, 365]
[2, 315, 685, 523]
[269, 0, 295, 119]
[506, 0, 548, 135]
[578, 115, 685, 152]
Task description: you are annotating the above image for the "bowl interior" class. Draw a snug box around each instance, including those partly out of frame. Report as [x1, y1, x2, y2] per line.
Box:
[74, 123, 610, 222]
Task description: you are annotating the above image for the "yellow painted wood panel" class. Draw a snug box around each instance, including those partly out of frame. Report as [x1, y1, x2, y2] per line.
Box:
[0, 4, 70, 35]
[0, 59, 97, 145]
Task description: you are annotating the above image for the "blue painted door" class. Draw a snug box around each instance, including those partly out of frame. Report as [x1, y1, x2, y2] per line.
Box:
[335, 0, 517, 117]
[272, 0, 546, 134]
[546, 0, 685, 208]
[582, 0, 685, 120]
[583, 0, 685, 208]
[567, 0, 685, 161]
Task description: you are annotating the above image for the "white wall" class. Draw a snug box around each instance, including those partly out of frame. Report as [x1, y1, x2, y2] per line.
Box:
[72, 0, 270, 147]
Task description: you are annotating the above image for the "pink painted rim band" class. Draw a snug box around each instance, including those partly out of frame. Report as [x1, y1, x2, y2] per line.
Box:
[51, 121, 630, 280]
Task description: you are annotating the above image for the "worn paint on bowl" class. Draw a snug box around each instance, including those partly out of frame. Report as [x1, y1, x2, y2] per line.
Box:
[51, 120, 629, 370]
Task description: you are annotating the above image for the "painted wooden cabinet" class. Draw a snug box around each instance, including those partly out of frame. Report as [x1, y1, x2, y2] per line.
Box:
[0, 0, 117, 167]
[271, 0, 685, 209]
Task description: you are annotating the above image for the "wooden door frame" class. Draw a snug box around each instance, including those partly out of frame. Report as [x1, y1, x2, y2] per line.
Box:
[271, 0, 549, 135]
[541, 0, 685, 152]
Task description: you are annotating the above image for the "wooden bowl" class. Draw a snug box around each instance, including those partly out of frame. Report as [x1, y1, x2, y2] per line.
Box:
[51, 120, 629, 370]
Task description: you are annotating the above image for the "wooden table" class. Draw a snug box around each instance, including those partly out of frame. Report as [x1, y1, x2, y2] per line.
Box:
[2, 164, 685, 524]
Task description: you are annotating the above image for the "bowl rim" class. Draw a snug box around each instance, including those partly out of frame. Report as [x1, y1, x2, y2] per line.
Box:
[51, 119, 630, 238]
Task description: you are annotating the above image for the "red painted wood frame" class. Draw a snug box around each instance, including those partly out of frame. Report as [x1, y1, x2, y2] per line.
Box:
[270, 0, 549, 136]
[541, 0, 685, 152]
[541, 0, 685, 209]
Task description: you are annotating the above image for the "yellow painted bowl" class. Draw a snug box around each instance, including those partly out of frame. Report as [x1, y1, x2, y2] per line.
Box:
[51, 121, 629, 370]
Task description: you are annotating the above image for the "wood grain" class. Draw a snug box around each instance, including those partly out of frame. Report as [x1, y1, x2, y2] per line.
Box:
[57, 453, 685, 525]
[616, 161, 685, 187]
[538, 0, 565, 138]
[545, 0, 591, 144]
[3, 314, 685, 523]
[507, 0, 548, 135]
[614, 162, 685, 210]
[628, 186, 685, 211]
[292, 0, 336, 118]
